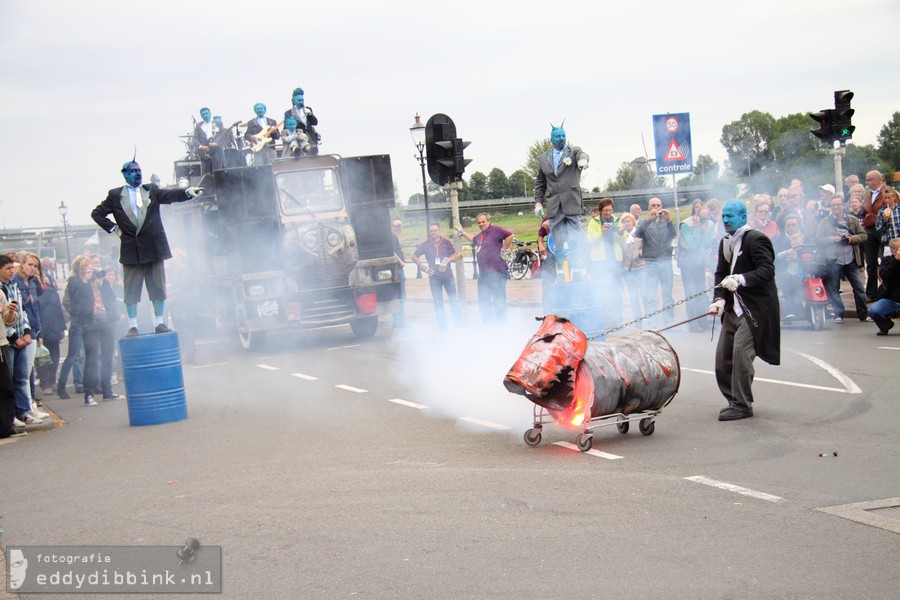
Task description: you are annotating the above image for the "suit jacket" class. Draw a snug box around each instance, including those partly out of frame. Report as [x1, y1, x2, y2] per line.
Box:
[92, 184, 191, 265]
[714, 229, 780, 365]
[245, 116, 281, 144]
[534, 145, 588, 218]
[862, 185, 888, 229]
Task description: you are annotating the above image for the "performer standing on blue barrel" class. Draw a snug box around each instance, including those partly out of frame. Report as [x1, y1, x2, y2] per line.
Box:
[92, 158, 203, 337]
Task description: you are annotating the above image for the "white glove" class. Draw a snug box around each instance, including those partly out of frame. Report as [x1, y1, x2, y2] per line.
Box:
[577, 158, 589, 171]
[534, 202, 544, 217]
[303, 107, 312, 116]
[186, 187, 204, 199]
[721, 275, 741, 292]
[708, 299, 725, 316]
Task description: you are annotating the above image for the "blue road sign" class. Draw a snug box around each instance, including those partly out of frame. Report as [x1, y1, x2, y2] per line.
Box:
[652, 113, 693, 176]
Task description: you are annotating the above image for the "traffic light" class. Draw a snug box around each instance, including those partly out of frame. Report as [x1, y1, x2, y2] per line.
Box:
[833, 89, 855, 144]
[425, 114, 456, 186]
[810, 108, 836, 145]
[425, 114, 472, 185]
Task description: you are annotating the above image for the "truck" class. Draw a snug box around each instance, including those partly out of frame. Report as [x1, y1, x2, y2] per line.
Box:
[168, 153, 401, 350]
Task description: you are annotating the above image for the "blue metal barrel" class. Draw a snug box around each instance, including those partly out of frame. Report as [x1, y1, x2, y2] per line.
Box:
[118, 333, 188, 426]
[550, 281, 605, 338]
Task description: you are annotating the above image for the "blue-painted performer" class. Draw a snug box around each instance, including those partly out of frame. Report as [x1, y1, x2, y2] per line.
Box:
[91, 159, 202, 337]
[284, 87, 319, 155]
[708, 201, 780, 421]
[534, 123, 589, 276]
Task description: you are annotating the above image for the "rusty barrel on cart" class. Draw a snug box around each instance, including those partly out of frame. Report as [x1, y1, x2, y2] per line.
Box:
[504, 317, 680, 421]
[118, 332, 188, 426]
[583, 330, 680, 418]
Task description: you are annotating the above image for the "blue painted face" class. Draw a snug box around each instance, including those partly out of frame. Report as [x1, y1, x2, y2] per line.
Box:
[213, 116, 223, 129]
[121, 161, 142, 187]
[292, 92, 304, 108]
[284, 116, 298, 131]
[200, 108, 211, 122]
[721, 201, 748, 234]
[254, 103, 266, 118]
[551, 127, 566, 151]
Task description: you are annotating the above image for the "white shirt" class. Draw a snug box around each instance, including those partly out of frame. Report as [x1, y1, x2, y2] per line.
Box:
[125, 184, 142, 212]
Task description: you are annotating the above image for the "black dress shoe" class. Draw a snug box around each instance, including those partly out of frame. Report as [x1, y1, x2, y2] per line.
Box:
[155, 324, 173, 334]
[718, 407, 753, 421]
[56, 388, 71, 399]
[126, 327, 139, 337]
[876, 330, 889, 336]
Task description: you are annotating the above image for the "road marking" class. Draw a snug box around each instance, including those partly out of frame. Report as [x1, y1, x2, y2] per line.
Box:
[191, 363, 227, 369]
[681, 367, 857, 394]
[328, 344, 360, 351]
[388, 398, 428, 409]
[291, 373, 319, 381]
[256, 364, 279, 371]
[554, 441, 623, 460]
[877, 346, 900, 351]
[684, 475, 784, 503]
[335, 384, 367, 393]
[458, 417, 509, 430]
[792, 351, 862, 394]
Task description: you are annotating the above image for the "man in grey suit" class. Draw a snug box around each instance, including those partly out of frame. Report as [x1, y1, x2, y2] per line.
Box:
[534, 124, 589, 275]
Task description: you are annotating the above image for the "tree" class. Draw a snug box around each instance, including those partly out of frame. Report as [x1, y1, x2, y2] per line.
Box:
[466, 171, 488, 200]
[676, 154, 720, 187]
[720, 110, 777, 178]
[508, 169, 533, 197]
[878, 111, 900, 172]
[524, 138, 553, 179]
[486, 168, 511, 198]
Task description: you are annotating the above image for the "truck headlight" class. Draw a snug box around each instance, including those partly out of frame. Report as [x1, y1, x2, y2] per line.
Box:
[247, 285, 266, 297]
[326, 231, 342, 248]
[302, 233, 319, 251]
[376, 269, 393, 281]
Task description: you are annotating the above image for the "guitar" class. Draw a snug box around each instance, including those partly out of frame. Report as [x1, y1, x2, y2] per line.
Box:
[250, 120, 284, 153]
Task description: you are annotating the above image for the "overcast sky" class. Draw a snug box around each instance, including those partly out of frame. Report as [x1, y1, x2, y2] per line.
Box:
[1, 0, 898, 230]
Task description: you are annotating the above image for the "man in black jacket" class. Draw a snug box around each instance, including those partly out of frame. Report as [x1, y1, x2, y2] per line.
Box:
[708, 201, 781, 421]
[867, 238, 900, 335]
[91, 160, 201, 336]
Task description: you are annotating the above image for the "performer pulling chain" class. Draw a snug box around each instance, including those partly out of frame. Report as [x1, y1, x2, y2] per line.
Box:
[708, 201, 780, 421]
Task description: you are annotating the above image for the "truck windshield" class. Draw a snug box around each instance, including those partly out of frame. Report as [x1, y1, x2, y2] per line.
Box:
[275, 168, 343, 216]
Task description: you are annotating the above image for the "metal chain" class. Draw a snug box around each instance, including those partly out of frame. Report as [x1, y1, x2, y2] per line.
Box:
[591, 284, 718, 339]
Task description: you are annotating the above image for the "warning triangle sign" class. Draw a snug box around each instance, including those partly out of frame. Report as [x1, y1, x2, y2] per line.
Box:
[663, 139, 685, 162]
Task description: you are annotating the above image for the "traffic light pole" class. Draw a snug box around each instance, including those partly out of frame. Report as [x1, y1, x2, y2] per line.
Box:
[831, 145, 845, 198]
[446, 181, 468, 304]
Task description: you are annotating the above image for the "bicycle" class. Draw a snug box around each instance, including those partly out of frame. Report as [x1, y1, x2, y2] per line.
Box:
[507, 239, 541, 280]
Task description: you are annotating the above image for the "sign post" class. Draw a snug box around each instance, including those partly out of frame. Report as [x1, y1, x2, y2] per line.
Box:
[652, 113, 694, 229]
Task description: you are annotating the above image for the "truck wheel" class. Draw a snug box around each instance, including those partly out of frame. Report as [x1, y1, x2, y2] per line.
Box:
[238, 330, 266, 351]
[350, 316, 378, 338]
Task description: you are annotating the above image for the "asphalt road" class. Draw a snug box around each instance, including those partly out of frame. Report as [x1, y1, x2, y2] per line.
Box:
[1, 300, 898, 599]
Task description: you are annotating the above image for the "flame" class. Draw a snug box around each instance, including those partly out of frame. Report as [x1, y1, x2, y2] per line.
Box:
[549, 361, 595, 429]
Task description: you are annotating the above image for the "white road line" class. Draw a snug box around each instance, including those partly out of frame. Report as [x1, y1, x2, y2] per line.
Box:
[458, 417, 509, 430]
[335, 384, 367, 393]
[191, 362, 227, 369]
[256, 364, 279, 371]
[682, 367, 849, 394]
[328, 344, 361, 351]
[554, 441, 623, 460]
[291, 373, 319, 381]
[685, 475, 784, 503]
[792, 351, 862, 394]
[388, 398, 428, 409]
[877, 346, 900, 351]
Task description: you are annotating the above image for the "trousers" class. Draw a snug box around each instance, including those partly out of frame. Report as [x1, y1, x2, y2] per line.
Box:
[715, 311, 757, 411]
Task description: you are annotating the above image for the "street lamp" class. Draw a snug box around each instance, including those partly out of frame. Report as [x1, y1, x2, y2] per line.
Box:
[58, 200, 71, 273]
[409, 113, 430, 228]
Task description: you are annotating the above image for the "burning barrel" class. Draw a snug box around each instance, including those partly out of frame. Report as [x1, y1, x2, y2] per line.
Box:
[504, 316, 680, 426]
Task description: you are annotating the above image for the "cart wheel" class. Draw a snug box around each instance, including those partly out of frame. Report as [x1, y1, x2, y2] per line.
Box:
[524, 428, 542, 447]
[639, 418, 655, 436]
[617, 419, 629, 434]
[576, 433, 593, 452]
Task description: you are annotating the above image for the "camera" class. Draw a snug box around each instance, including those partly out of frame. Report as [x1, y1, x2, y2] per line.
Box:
[93, 269, 105, 279]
